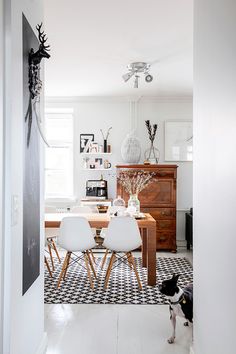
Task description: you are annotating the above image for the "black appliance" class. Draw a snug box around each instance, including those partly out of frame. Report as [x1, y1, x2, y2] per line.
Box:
[185, 207, 193, 250]
[86, 179, 108, 200]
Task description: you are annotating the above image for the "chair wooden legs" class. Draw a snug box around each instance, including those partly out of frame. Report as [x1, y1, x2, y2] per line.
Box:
[86, 250, 97, 279]
[57, 251, 96, 289]
[84, 253, 94, 289]
[101, 249, 109, 269]
[63, 252, 72, 280]
[51, 239, 61, 263]
[48, 243, 55, 271]
[126, 252, 133, 269]
[89, 250, 96, 264]
[128, 252, 142, 290]
[103, 251, 142, 290]
[57, 252, 70, 288]
[104, 252, 116, 289]
[45, 256, 53, 278]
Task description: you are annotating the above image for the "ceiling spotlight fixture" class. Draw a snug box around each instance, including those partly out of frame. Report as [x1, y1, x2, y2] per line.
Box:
[122, 62, 153, 88]
[134, 75, 139, 89]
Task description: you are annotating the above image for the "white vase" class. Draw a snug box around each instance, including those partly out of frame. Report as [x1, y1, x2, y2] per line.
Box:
[121, 133, 141, 164]
[128, 194, 140, 214]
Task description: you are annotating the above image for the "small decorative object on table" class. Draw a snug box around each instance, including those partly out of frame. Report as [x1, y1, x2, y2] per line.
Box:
[117, 170, 156, 214]
[144, 120, 160, 164]
[100, 127, 112, 153]
[113, 195, 125, 208]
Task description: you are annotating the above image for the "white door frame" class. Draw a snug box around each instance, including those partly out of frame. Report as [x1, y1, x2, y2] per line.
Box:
[0, 0, 12, 352]
[0, 0, 4, 349]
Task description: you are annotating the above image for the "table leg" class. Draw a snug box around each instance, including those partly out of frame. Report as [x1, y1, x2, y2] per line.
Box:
[147, 225, 156, 286]
[141, 228, 147, 268]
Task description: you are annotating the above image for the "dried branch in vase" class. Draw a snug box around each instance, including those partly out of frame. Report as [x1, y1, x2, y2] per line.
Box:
[145, 120, 158, 143]
[117, 170, 156, 195]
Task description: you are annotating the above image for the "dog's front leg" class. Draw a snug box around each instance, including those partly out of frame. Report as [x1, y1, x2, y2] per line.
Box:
[168, 308, 176, 344]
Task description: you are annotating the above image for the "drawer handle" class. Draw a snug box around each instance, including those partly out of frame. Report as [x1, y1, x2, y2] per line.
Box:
[158, 171, 167, 176]
[159, 236, 167, 241]
[159, 222, 167, 228]
[161, 211, 166, 215]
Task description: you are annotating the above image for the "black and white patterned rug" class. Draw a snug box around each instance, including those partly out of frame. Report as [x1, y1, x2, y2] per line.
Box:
[44, 256, 193, 305]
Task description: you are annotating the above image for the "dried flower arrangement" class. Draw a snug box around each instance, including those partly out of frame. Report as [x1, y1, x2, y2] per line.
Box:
[144, 120, 159, 163]
[117, 170, 156, 195]
[145, 120, 158, 143]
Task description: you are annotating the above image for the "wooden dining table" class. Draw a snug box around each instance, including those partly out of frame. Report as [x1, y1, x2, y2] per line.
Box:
[45, 212, 157, 286]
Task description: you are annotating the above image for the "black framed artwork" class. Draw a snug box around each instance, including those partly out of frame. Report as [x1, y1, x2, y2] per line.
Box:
[80, 134, 94, 153]
[22, 14, 40, 294]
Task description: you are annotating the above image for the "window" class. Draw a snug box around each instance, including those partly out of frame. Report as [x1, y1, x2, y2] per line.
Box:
[45, 108, 74, 199]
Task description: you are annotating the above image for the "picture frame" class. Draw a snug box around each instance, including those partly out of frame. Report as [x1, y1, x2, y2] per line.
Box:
[95, 158, 103, 168]
[165, 121, 193, 161]
[89, 142, 99, 153]
[80, 134, 94, 153]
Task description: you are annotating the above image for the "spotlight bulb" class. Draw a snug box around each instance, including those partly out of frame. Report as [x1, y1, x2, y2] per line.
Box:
[134, 75, 139, 88]
[122, 72, 134, 82]
[145, 74, 153, 83]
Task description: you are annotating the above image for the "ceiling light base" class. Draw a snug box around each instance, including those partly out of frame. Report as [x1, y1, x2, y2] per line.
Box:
[127, 62, 150, 73]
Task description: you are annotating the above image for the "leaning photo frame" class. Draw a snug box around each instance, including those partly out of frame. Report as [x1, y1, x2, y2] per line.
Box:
[165, 121, 193, 161]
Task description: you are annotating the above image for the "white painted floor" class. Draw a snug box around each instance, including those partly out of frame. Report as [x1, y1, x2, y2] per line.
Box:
[45, 250, 193, 354]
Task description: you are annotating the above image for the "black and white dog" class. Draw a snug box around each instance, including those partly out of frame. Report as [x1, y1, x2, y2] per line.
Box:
[159, 274, 193, 344]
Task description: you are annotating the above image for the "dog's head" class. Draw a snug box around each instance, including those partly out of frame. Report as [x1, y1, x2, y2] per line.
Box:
[159, 274, 180, 297]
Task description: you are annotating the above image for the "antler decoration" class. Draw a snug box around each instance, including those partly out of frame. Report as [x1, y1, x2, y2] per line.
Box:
[25, 23, 51, 147]
[36, 23, 51, 53]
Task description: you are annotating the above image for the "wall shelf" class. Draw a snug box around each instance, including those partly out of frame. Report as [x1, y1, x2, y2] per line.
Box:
[81, 152, 112, 155]
[82, 168, 112, 171]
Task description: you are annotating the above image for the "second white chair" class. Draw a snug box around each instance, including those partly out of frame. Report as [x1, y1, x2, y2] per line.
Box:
[57, 216, 97, 289]
[102, 216, 142, 290]
[71, 205, 99, 214]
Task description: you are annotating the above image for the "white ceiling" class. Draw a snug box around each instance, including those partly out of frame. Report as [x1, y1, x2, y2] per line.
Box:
[44, 0, 193, 97]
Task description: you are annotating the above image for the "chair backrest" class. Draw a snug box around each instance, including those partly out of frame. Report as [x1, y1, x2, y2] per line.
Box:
[71, 205, 99, 214]
[103, 216, 141, 252]
[45, 205, 70, 213]
[107, 206, 126, 215]
[58, 216, 95, 252]
[45, 205, 58, 213]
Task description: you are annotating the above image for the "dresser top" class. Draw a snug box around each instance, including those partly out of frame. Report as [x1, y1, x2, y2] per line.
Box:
[116, 164, 178, 169]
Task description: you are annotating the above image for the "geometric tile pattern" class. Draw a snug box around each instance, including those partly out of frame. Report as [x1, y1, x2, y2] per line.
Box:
[44, 256, 193, 305]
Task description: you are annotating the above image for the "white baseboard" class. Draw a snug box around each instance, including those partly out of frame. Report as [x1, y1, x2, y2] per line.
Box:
[35, 332, 48, 354]
[189, 345, 194, 354]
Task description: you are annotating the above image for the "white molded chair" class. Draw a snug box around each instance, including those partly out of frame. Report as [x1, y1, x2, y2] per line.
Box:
[100, 206, 126, 269]
[45, 206, 61, 270]
[57, 216, 97, 288]
[102, 216, 142, 290]
[70, 205, 99, 262]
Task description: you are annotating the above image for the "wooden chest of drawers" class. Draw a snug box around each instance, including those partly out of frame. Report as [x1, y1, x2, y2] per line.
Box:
[116, 164, 178, 252]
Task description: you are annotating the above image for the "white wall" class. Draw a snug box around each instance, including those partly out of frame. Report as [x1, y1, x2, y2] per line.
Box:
[46, 96, 193, 241]
[0, 0, 4, 349]
[194, 0, 236, 353]
[2, 1, 46, 354]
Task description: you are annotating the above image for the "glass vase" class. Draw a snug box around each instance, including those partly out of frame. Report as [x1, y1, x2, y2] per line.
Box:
[144, 141, 160, 164]
[128, 194, 140, 214]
